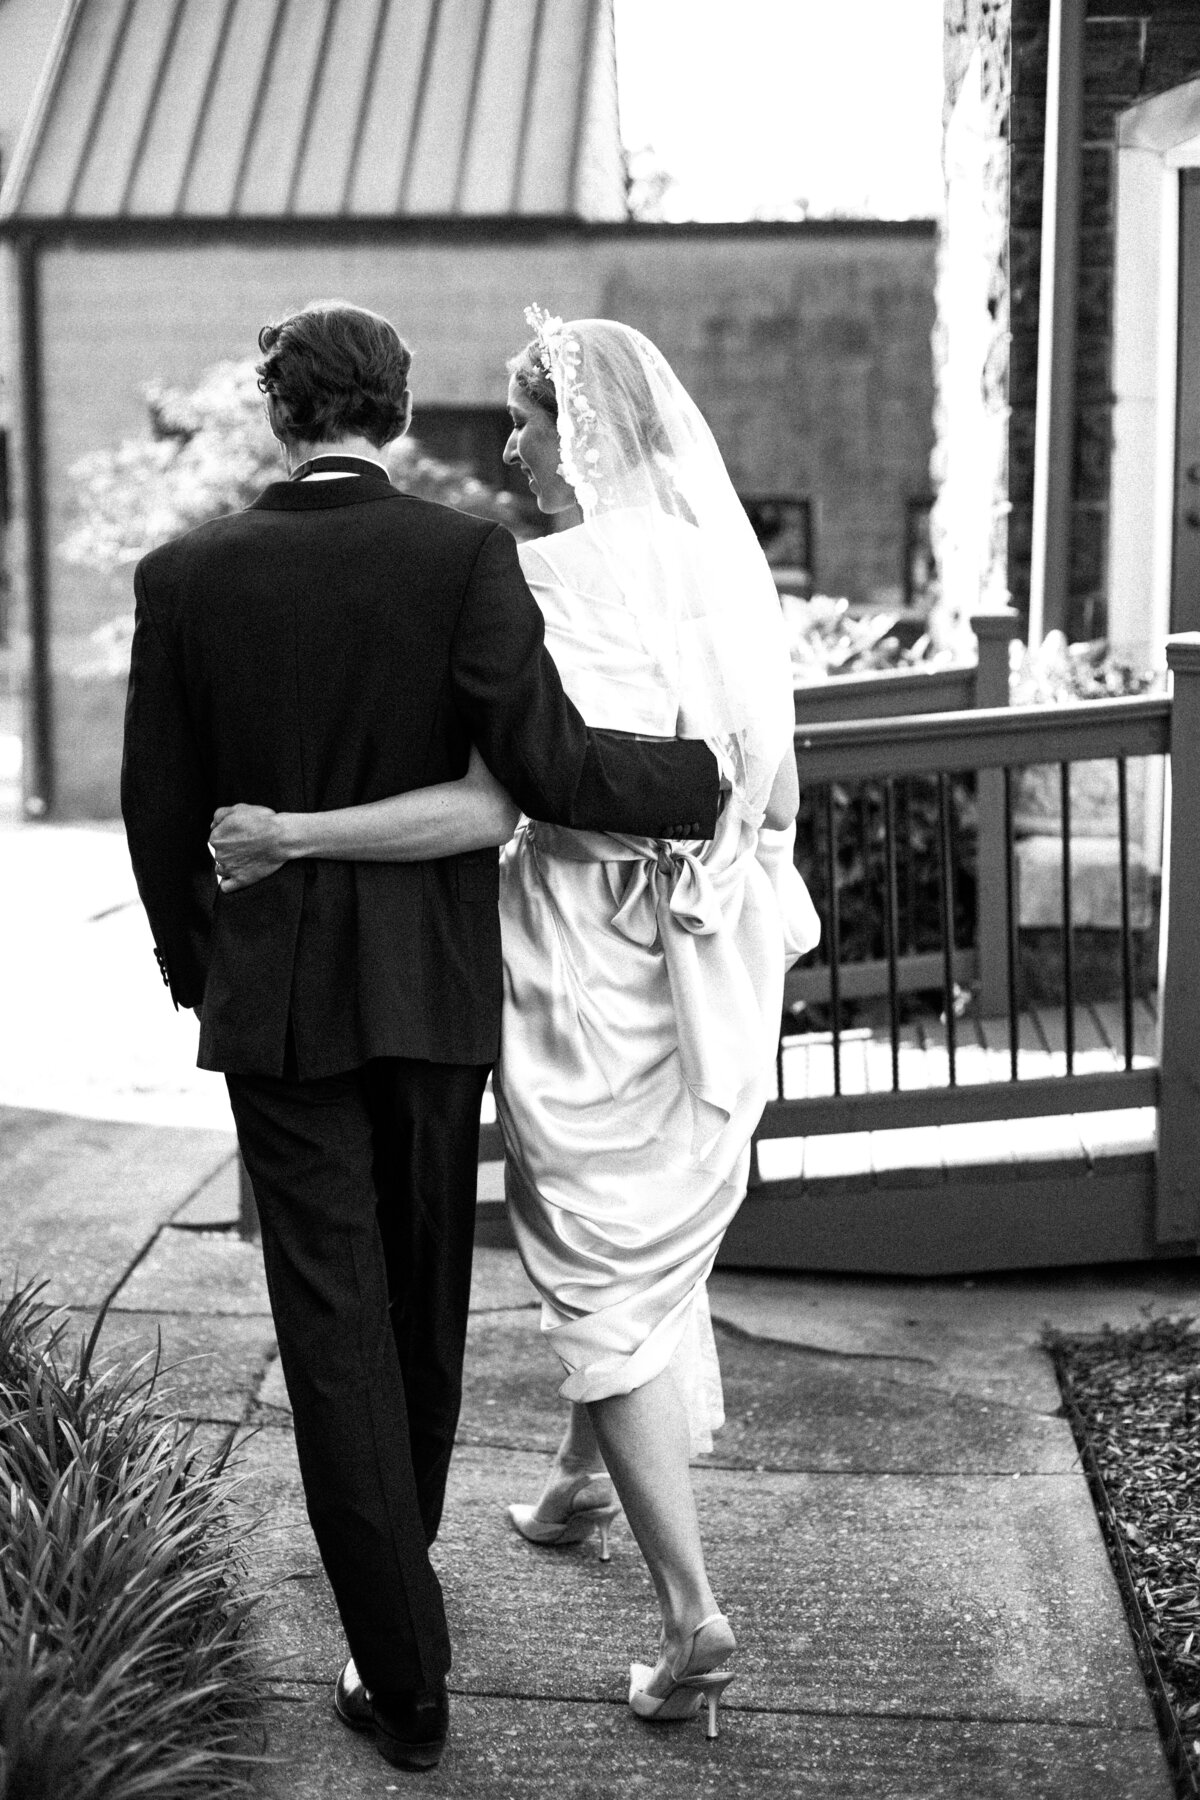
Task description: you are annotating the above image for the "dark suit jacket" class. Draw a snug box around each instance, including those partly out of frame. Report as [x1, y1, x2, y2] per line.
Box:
[121, 469, 719, 1078]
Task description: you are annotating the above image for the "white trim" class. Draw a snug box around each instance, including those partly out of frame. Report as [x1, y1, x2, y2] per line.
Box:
[1108, 78, 1200, 874]
[1118, 81, 1200, 152]
[1150, 169, 1180, 664]
[1167, 133, 1200, 168]
[1109, 77, 1200, 672]
[1108, 146, 1161, 668]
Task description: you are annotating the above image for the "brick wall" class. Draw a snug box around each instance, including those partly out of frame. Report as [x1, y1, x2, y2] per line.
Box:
[9, 222, 934, 815]
[1006, 0, 1200, 639]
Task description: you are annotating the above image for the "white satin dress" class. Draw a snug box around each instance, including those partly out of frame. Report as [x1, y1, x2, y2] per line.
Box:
[494, 512, 805, 1452]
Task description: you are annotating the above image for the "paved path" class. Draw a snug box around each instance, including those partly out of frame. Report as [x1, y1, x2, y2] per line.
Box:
[1, 818, 1194, 1795]
[8, 1111, 1195, 1797]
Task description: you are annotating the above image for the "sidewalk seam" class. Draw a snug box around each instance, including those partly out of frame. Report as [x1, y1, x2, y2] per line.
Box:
[87, 1149, 242, 1323]
[262, 1678, 1162, 1733]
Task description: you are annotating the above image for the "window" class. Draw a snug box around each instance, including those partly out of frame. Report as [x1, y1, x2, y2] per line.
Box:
[741, 496, 813, 596]
[904, 496, 935, 611]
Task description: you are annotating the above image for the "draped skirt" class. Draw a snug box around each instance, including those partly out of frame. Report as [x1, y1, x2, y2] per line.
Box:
[493, 806, 786, 1452]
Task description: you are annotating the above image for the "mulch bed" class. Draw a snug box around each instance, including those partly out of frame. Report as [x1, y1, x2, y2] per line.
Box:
[1048, 1317, 1200, 1800]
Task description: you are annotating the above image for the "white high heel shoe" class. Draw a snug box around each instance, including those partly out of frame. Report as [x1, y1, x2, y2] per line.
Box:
[628, 1612, 737, 1740]
[506, 1469, 621, 1561]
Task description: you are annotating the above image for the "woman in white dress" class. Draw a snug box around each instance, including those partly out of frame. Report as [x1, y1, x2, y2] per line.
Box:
[211, 313, 816, 1735]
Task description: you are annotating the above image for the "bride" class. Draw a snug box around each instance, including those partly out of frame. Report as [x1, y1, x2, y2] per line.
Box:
[210, 312, 816, 1737]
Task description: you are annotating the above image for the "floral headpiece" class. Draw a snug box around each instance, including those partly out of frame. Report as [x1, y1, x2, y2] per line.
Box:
[524, 304, 601, 514]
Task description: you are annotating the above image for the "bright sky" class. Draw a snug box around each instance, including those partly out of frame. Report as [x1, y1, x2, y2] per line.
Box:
[613, 0, 945, 221]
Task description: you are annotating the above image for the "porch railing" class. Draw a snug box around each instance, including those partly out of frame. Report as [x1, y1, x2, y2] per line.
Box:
[749, 633, 1200, 1254]
[792, 609, 1018, 1011]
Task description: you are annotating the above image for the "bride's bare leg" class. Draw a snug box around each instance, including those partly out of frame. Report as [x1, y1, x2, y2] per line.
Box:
[558, 1399, 605, 1470]
[529, 1401, 611, 1521]
[587, 1369, 720, 1652]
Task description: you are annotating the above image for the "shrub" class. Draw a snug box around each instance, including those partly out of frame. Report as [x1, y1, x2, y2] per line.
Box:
[786, 594, 942, 683]
[0, 1284, 264, 1799]
[1009, 631, 1156, 706]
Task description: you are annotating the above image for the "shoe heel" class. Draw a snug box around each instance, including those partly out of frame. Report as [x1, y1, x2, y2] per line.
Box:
[595, 1505, 619, 1561]
[684, 1670, 735, 1740]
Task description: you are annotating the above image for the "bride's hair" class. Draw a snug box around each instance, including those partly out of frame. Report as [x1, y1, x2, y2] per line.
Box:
[507, 326, 672, 469]
[513, 309, 795, 820]
[507, 341, 557, 417]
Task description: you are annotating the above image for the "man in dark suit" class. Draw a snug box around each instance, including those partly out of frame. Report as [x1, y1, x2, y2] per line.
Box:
[121, 303, 718, 1772]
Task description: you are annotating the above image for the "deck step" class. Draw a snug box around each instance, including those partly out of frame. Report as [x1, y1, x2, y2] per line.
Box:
[474, 1109, 1158, 1257]
[754, 1108, 1155, 1191]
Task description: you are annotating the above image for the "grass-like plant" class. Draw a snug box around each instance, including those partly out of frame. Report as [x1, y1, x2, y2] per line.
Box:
[0, 1284, 264, 1799]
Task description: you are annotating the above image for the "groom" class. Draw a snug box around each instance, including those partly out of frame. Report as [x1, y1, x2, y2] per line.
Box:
[121, 302, 719, 1772]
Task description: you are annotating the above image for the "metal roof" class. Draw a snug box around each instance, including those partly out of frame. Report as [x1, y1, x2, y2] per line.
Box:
[0, 0, 626, 221]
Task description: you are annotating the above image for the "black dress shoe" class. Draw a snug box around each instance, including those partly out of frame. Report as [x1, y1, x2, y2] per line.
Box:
[334, 1658, 449, 1771]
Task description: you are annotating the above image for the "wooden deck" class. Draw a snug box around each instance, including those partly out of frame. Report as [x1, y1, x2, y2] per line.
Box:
[475, 1000, 1163, 1273]
[778, 998, 1156, 1097]
[713, 999, 1162, 1275]
[760, 999, 1157, 1185]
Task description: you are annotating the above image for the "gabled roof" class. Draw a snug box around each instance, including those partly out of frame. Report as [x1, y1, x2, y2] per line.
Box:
[0, 0, 626, 222]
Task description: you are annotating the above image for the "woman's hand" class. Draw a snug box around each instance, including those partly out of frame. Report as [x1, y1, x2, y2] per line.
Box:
[207, 749, 516, 886]
[209, 804, 289, 891]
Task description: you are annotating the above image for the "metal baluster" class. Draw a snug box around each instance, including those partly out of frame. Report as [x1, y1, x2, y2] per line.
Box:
[937, 772, 958, 1086]
[1117, 757, 1134, 1072]
[1060, 762, 1075, 1076]
[825, 784, 842, 1097]
[883, 778, 901, 1090]
[902, 780, 917, 953]
[1004, 765, 1020, 1081]
[947, 770, 963, 950]
[858, 784, 873, 960]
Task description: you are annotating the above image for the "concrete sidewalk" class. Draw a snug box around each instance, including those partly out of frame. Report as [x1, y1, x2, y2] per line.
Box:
[1, 819, 1194, 1795]
[5, 1109, 1192, 1798]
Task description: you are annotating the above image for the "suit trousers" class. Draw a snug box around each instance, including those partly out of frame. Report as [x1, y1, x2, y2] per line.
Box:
[225, 1055, 490, 1695]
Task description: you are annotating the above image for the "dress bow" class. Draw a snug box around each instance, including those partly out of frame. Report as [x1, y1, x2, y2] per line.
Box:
[610, 845, 721, 949]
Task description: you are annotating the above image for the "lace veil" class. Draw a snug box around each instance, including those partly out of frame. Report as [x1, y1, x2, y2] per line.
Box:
[520, 310, 794, 823]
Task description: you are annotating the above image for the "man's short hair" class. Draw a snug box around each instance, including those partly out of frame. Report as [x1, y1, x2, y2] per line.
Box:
[256, 302, 412, 448]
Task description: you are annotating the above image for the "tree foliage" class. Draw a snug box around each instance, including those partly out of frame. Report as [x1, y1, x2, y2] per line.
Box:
[62, 359, 530, 577]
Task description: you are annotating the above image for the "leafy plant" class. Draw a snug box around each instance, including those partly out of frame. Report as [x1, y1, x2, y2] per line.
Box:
[1009, 630, 1157, 706]
[0, 1283, 265, 1799]
[786, 594, 942, 683]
